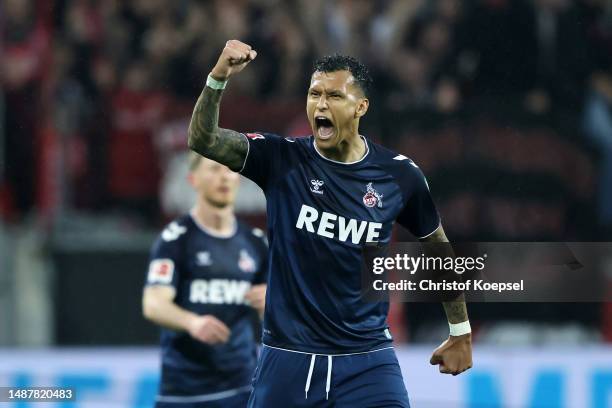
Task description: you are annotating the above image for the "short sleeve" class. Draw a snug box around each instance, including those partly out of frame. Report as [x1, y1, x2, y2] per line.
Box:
[396, 166, 441, 239]
[239, 132, 284, 190]
[145, 223, 184, 288]
[251, 228, 269, 285]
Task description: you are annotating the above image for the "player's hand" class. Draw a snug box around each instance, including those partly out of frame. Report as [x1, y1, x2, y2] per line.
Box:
[187, 315, 231, 345]
[245, 284, 266, 316]
[430, 333, 473, 376]
[210, 40, 257, 81]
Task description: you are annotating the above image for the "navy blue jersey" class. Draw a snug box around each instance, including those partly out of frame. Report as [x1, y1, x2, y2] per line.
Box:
[146, 214, 268, 396]
[240, 133, 440, 354]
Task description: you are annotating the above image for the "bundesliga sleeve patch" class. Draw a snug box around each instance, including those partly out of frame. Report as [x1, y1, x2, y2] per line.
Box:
[245, 132, 265, 140]
[147, 259, 175, 284]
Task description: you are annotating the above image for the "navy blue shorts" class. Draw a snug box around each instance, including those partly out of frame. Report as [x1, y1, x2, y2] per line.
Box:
[155, 385, 251, 408]
[247, 345, 410, 408]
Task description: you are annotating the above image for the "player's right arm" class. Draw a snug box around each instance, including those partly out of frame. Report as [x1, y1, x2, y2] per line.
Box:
[142, 230, 231, 345]
[142, 286, 230, 344]
[187, 40, 257, 171]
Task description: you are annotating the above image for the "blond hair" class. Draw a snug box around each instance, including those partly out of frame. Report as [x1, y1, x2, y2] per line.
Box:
[188, 151, 204, 171]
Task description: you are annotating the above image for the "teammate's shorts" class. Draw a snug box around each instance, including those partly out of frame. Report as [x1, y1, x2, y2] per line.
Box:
[155, 385, 251, 408]
[247, 344, 411, 408]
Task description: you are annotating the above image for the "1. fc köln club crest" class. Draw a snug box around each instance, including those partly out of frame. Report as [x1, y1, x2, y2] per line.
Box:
[238, 250, 256, 273]
[363, 182, 383, 208]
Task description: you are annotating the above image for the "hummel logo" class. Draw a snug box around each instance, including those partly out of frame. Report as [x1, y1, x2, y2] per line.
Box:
[393, 154, 419, 168]
[196, 251, 212, 266]
[310, 179, 324, 195]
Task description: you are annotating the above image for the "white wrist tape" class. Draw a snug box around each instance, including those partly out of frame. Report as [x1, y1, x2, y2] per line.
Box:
[206, 74, 228, 90]
[449, 320, 471, 336]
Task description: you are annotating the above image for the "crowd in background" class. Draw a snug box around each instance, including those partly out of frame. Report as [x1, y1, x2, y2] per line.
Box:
[2, 0, 612, 236]
[2, 0, 612, 345]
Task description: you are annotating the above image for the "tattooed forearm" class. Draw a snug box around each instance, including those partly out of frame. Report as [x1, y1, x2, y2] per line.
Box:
[443, 298, 469, 324]
[187, 86, 248, 171]
[420, 225, 470, 326]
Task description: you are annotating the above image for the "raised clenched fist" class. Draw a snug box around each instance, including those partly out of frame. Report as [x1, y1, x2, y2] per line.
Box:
[210, 40, 257, 81]
[430, 333, 473, 376]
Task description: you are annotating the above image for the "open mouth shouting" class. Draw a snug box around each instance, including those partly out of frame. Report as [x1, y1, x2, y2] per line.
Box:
[314, 116, 335, 141]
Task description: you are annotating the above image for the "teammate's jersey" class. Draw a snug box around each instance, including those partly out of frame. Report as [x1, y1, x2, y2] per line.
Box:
[146, 214, 268, 396]
[240, 133, 440, 354]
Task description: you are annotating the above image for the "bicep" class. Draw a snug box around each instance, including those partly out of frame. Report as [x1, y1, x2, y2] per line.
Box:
[143, 285, 177, 303]
[191, 128, 248, 172]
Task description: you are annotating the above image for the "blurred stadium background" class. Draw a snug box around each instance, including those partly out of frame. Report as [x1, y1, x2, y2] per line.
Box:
[1, 0, 612, 407]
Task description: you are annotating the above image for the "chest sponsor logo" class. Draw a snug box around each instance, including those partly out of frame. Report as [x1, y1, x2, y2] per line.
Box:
[295, 204, 382, 244]
[310, 179, 325, 195]
[238, 249, 257, 273]
[189, 279, 251, 305]
[148, 259, 174, 284]
[363, 182, 383, 208]
[195, 251, 212, 266]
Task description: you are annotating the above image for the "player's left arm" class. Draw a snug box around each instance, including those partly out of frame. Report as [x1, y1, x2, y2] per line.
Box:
[395, 160, 472, 375]
[420, 226, 473, 376]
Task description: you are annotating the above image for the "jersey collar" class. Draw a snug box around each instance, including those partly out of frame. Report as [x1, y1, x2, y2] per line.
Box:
[189, 210, 238, 239]
[311, 135, 370, 166]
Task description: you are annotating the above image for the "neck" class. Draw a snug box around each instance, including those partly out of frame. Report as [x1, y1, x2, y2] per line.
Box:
[315, 130, 367, 163]
[191, 199, 235, 237]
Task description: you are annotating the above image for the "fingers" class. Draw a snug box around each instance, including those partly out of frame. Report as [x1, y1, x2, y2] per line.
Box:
[453, 364, 472, 375]
[452, 365, 472, 376]
[438, 364, 452, 374]
[449, 364, 472, 376]
[225, 40, 256, 65]
[430, 352, 443, 365]
[245, 285, 265, 300]
[208, 317, 231, 343]
[248, 299, 265, 310]
[226, 39, 251, 51]
[431, 337, 473, 375]
[192, 316, 231, 344]
[245, 286, 265, 310]
[436, 360, 473, 376]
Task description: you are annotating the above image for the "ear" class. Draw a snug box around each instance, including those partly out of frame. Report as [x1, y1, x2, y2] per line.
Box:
[187, 173, 196, 187]
[355, 98, 369, 119]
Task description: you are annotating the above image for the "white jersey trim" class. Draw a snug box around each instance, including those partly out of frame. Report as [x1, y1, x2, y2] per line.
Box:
[238, 133, 251, 173]
[189, 211, 238, 239]
[263, 343, 394, 357]
[416, 220, 442, 240]
[312, 135, 370, 165]
[156, 385, 252, 403]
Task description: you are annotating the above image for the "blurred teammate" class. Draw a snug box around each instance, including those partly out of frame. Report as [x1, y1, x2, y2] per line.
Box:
[143, 153, 268, 408]
[187, 40, 473, 407]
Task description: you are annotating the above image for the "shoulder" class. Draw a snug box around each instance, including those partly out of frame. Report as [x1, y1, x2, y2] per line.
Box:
[236, 221, 269, 248]
[242, 132, 312, 167]
[244, 132, 310, 148]
[368, 139, 425, 180]
[154, 214, 193, 248]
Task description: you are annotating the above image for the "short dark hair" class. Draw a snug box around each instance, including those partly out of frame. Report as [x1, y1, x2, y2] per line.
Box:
[313, 54, 373, 97]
